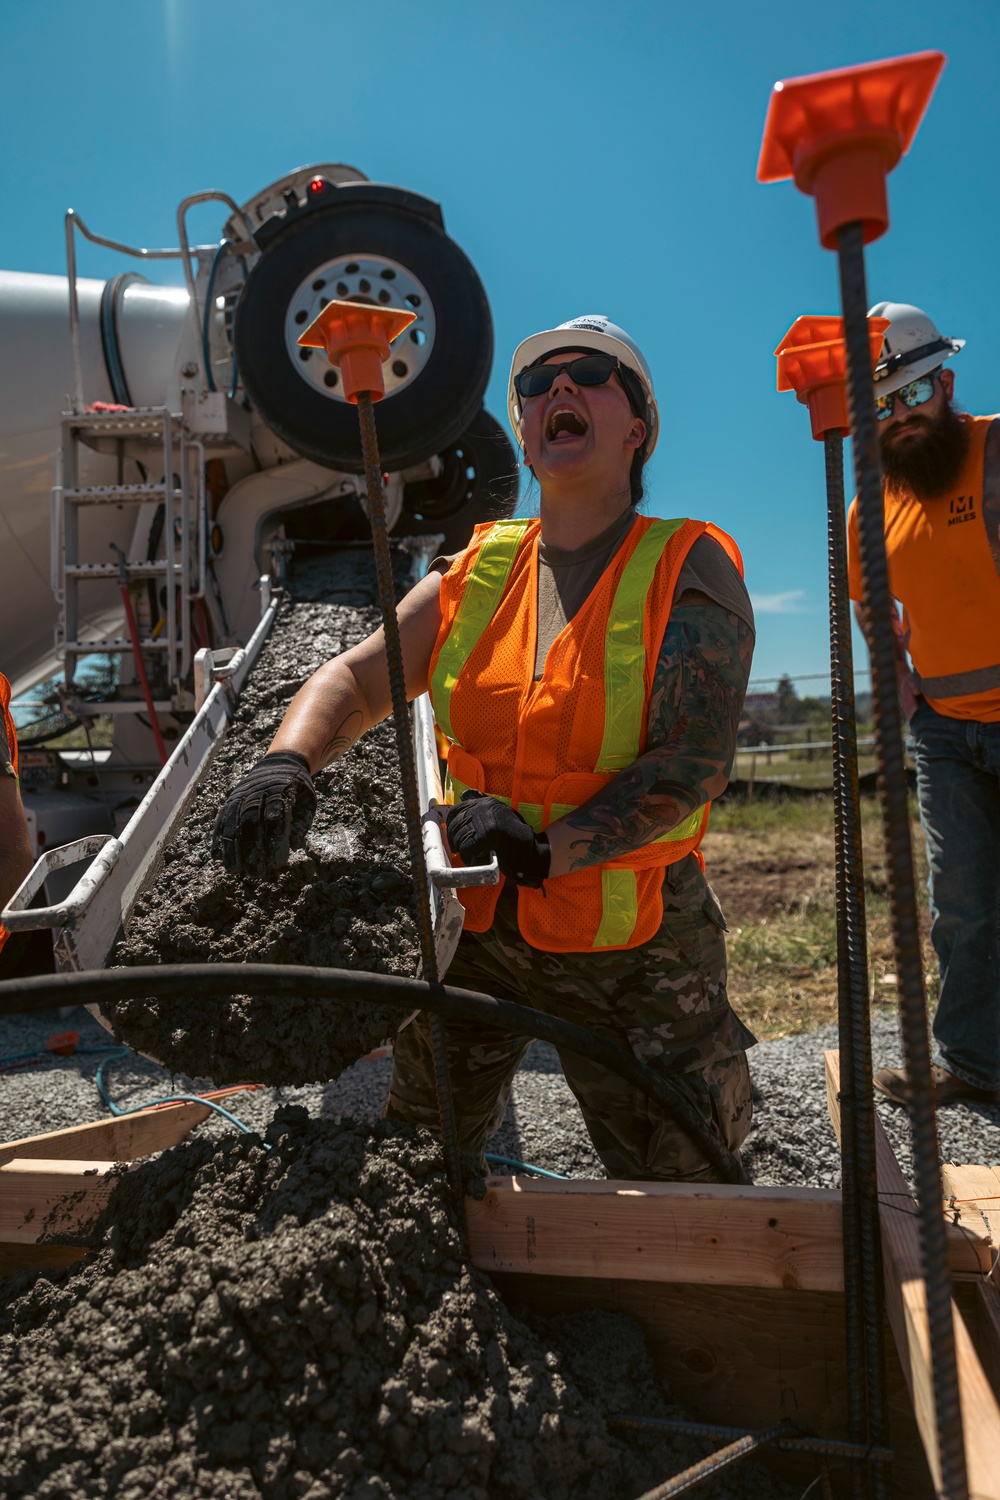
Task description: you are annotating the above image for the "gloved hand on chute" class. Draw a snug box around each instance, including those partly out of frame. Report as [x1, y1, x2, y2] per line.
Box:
[445, 789, 550, 888]
[211, 751, 317, 876]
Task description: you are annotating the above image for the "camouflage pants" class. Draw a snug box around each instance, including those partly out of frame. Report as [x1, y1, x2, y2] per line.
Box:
[387, 855, 756, 1181]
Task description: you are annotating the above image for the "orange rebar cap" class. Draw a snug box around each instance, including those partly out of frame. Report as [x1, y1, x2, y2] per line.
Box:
[297, 300, 417, 403]
[775, 315, 890, 440]
[757, 51, 945, 249]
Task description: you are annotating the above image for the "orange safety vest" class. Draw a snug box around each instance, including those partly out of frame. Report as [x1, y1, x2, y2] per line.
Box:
[429, 513, 743, 953]
[0, 673, 19, 957]
[847, 414, 1000, 722]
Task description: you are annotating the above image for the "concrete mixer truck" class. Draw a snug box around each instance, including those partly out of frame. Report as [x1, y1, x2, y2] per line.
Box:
[0, 163, 517, 915]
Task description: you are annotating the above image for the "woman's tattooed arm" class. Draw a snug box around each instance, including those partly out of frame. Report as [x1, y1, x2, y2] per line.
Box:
[320, 709, 364, 764]
[544, 595, 753, 876]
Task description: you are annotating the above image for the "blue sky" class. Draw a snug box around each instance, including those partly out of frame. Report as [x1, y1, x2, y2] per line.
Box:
[3, 2, 996, 685]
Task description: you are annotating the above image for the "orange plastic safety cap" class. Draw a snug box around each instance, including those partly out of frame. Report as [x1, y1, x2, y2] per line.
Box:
[297, 300, 417, 403]
[757, 51, 945, 248]
[775, 316, 889, 440]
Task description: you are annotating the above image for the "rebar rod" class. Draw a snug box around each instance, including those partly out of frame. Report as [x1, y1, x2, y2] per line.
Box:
[836, 220, 967, 1499]
[825, 427, 890, 1500]
[633, 1420, 796, 1499]
[608, 1415, 893, 1463]
[355, 389, 463, 1201]
[0, 964, 747, 1183]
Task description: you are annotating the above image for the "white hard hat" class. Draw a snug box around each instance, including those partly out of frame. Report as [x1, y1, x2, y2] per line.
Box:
[868, 301, 965, 396]
[507, 314, 659, 458]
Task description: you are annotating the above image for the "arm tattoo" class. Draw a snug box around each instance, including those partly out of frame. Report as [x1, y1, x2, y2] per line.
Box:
[561, 600, 753, 871]
[320, 709, 363, 765]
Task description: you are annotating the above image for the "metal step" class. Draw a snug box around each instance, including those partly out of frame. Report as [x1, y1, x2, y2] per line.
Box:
[63, 638, 171, 654]
[64, 561, 181, 580]
[64, 409, 176, 437]
[62, 484, 179, 506]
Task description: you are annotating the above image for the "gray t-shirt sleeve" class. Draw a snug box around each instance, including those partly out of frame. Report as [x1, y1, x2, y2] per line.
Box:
[674, 534, 755, 634]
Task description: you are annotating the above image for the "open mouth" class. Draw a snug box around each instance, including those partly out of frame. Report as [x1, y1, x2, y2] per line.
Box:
[546, 406, 588, 442]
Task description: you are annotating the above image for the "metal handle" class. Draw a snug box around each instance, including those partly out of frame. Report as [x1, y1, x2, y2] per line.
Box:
[423, 812, 500, 890]
[411, 691, 499, 891]
[193, 645, 244, 712]
[2, 835, 122, 932]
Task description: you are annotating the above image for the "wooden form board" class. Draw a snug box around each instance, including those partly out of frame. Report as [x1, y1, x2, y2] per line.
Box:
[494, 1273, 935, 1498]
[466, 1166, 989, 1293]
[825, 1050, 1000, 1499]
[0, 1086, 257, 1166]
[0, 1158, 118, 1244]
[942, 1163, 1000, 1404]
[468, 1174, 845, 1292]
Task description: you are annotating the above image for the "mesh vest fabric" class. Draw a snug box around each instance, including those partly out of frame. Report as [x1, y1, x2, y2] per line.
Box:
[847, 414, 1000, 722]
[429, 514, 743, 953]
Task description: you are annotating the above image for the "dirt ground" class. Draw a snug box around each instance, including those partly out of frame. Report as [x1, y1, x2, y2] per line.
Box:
[702, 794, 934, 1040]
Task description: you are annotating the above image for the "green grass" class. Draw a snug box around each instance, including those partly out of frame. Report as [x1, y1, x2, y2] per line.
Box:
[708, 791, 934, 1038]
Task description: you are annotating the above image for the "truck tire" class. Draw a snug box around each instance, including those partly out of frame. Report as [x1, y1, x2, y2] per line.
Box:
[234, 200, 493, 473]
[401, 409, 519, 554]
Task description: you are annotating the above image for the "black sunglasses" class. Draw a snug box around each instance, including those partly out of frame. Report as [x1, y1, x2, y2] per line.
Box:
[514, 354, 621, 400]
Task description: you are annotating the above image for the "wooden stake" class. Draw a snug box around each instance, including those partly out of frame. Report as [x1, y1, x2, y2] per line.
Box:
[825, 1049, 1000, 1499]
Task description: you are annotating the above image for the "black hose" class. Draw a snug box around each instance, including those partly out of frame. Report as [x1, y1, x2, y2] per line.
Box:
[355, 389, 464, 1201]
[837, 221, 967, 1500]
[824, 429, 890, 1500]
[0, 963, 747, 1185]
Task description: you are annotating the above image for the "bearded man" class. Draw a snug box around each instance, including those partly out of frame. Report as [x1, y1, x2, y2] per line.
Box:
[847, 302, 1000, 1108]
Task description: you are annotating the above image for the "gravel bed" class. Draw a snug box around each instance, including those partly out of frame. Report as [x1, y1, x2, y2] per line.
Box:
[3, 1006, 998, 1186]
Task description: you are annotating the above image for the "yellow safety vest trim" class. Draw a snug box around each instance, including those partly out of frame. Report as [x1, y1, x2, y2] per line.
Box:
[595, 870, 639, 948]
[445, 778, 702, 844]
[429, 520, 531, 744]
[598, 517, 688, 772]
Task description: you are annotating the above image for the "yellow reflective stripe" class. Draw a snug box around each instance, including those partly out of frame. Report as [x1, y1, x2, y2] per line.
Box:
[654, 807, 704, 844]
[444, 770, 557, 833]
[597, 518, 688, 772]
[594, 869, 638, 948]
[429, 520, 532, 743]
[446, 768, 700, 844]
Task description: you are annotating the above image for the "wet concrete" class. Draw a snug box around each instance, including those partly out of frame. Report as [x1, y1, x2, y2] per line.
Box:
[0, 1115, 748, 1500]
[108, 551, 419, 1087]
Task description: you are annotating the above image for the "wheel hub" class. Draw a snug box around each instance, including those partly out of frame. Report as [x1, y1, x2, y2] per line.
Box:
[285, 254, 436, 404]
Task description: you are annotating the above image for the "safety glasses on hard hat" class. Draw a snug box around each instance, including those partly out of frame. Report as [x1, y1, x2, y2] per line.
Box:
[514, 354, 621, 400]
[874, 370, 940, 422]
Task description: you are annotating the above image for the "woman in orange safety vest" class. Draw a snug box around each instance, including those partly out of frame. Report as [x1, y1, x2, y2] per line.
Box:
[214, 315, 758, 1182]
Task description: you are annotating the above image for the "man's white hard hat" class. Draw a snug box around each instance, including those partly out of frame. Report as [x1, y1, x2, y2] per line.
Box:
[507, 314, 659, 458]
[868, 301, 965, 396]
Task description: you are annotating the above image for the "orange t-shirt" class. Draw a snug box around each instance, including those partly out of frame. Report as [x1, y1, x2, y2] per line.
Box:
[847, 414, 1000, 722]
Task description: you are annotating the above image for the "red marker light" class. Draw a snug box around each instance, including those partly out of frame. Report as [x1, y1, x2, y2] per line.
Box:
[308, 177, 327, 196]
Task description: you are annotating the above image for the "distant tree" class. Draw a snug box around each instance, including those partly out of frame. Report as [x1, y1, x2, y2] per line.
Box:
[777, 674, 801, 721]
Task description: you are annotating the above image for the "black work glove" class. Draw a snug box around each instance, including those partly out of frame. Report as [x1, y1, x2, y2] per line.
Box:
[211, 751, 317, 876]
[445, 790, 550, 889]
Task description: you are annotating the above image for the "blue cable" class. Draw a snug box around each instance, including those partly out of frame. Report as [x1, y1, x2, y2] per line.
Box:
[94, 1051, 269, 1146]
[485, 1152, 569, 1181]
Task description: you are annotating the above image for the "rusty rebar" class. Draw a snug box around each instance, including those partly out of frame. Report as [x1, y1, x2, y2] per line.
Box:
[632, 1420, 797, 1498]
[836, 221, 967, 1499]
[824, 427, 890, 1499]
[355, 389, 463, 1201]
[609, 1414, 893, 1463]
